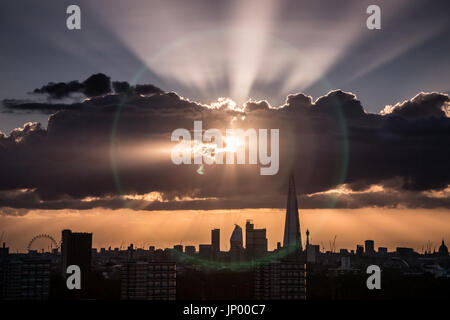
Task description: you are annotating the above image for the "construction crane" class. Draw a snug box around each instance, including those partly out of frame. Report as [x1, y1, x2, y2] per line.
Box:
[328, 235, 337, 253]
[425, 240, 433, 254]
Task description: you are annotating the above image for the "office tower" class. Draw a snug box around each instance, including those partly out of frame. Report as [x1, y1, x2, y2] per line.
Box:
[2, 258, 51, 300]
[198, 244, 212, 259]
[185, 246, 196, 255]
[173, 245, 183, 253]
[211, 229, 220, 254]
[121, 261, 176, 300]
[230, 224, 244, 262]
[365, 240, 375, 256]
[378, 247, 388, 255]
[356, 245, 364, 256]
[230, 225, 243, 249]
[254, 259, 306, 300]
[245, 220, 268, 258]
[306, 244, 320, 264]
[283, 174, 302, 250]
[0, 242, 8, 260]
[61, 229, 92, 290]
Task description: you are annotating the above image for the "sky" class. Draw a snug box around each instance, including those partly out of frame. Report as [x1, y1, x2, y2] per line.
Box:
[2, 208, 449, 253]
[1, 0, 450, 131]
[0, 0, 449, 250]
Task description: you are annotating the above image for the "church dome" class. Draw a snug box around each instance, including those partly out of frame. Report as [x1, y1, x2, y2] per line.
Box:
[438, 240, 448, 255]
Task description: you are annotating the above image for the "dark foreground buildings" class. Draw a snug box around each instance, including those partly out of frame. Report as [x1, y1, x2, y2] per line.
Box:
[1, 177, 449, 300]
[61, 229, 92, 292]
[1, 256, 51, 300]
[120, 260, 176, 300]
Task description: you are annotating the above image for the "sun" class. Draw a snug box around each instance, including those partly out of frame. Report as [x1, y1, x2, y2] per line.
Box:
[223, 135, 243, 152]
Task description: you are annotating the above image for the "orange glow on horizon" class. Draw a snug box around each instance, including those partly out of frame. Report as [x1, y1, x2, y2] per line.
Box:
[1, 208, 449, 254]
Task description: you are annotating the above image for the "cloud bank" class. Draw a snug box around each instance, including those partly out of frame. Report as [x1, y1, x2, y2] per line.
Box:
[1, 74, 449, 215]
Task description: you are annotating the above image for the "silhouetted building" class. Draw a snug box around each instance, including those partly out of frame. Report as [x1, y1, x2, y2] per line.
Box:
[230, 224, 244, 262]
[199, 244, 212, 259]
[211, 228, 220, 260]
[254, 258, 306, 300]
[438, 240, 448, 256]
[185, 246, 196, 255]
[365, 240, 375, 256]
[306, 244, 320, 264]
[211, 229, 220, 253]
[120, 261, 176, 300]
[127, 243, 135, 261]
[0, 242, 8, 260]
[340, 256, 351, 270]
[245, 220, 267, 258]
[2, 258, 50, 300]
[253, 175, 306, 299]
[356, 245, 364, 256]
[378, 247, 388, 255]
[396, 247, 415, 257]
[173, 245, 183, 253]
[330, 256, 359, 276]
[283, 174, 302, 251]
[61, 229, 92, 291]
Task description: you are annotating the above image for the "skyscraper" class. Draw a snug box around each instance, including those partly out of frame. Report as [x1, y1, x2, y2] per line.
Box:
[211, 229, 220, 254]
[61, 229, 92, 291]
[253, 176, 306, 300]
[245, 220, 268, 258]
[230, 224, 244, 262]
[230, 225, 243, 247]
[283, 174, 302, 250]
[365, 240, 375, 256]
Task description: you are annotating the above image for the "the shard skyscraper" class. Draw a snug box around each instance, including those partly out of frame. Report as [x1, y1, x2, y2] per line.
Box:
[283, 174, 302, 250]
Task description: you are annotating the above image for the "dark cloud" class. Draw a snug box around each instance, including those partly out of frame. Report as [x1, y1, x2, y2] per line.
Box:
[382, 92, 450, 119]
[0, 77, 449, 214]
[112, 81, 131, 95]
[1, 184, 449, 215]
[244, 100, 271, 112]
[134, 84, 164, 95]
[33, 81, 84, 99]
[82, 73, 112, 97]
[32, 73, 112, 99]
[2, 99, 82, 113]
[112, 82, 164, 95]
